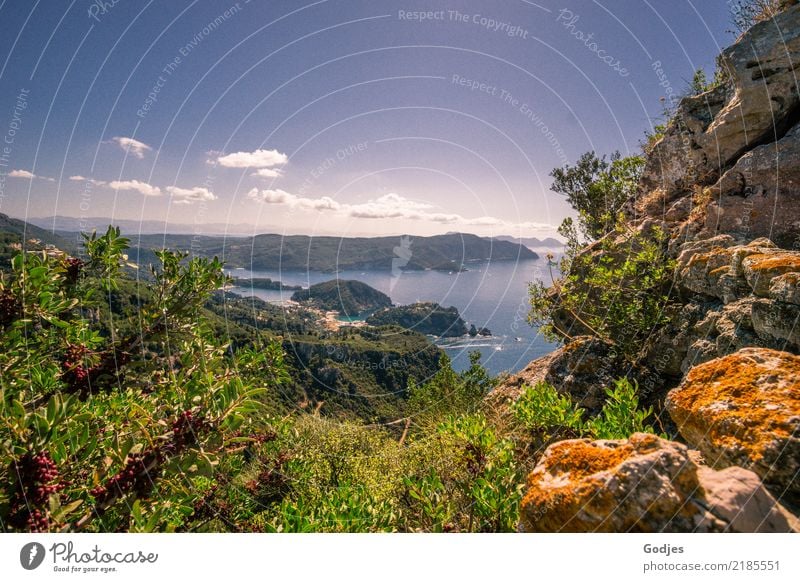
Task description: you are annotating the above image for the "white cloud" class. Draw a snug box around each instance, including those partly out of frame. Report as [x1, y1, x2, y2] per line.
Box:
[246, 189, 553, 231]
[8, 169, 55, 181]
[112, 136, 152, 159]
[247, 188, 294, 204]
[108, 179, 161, 197]
[213, 148, 288, 169]
[251, 168, 284, 179]
[348, 193, 434, 219]
[69, 175, 106, 186]
[166, 186, 216, 204]
[8, 169, 36, 179]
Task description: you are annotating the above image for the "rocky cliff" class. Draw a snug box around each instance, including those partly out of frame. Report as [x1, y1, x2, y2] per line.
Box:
[505, 4, 800, 532]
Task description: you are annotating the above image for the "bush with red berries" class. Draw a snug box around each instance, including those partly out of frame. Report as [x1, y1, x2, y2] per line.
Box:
[0, 227, 285, 532]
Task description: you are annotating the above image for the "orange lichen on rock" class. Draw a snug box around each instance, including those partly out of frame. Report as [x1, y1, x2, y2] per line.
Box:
[743, 253, 800, 273]
[539, 438, 635, 478]
[666, 348, 800, 501]
[518, 433, 797, 533]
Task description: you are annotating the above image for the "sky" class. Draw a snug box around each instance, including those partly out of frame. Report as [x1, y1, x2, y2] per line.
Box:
[0, 0, 732, 238]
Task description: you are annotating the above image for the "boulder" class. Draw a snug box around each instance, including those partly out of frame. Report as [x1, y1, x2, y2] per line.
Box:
[665, 348, 800, 504]
[742, 252, 800, 296]
[677, 238, 800, 305]
[519, 433, 797, 532]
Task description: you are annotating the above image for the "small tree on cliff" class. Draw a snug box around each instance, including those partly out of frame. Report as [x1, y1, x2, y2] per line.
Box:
[549, 151, 644, 242]
[530, 152, 674, 362]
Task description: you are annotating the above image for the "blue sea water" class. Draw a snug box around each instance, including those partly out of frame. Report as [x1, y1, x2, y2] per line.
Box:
[226, 252, 561, 376]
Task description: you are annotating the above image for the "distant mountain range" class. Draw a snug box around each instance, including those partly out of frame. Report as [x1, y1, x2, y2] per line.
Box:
[5, 214, 541, 273]
[492, 235, 564, 247]
[28, 216, 261, 236]
[124, 232, 538, 272]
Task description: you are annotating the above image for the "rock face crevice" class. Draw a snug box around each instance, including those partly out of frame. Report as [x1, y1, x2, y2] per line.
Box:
[512, 5, 800, 532]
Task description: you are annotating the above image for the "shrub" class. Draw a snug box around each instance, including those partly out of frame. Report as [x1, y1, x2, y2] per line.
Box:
[400, 413, 522, 532]
[529, 222, 675, 362]
[512, 380, 660, 441]
[407, 352, 492, 424]
[0, 228, 284, 531]
[585, 379, 661, 440]
[511, 381, 585, 436]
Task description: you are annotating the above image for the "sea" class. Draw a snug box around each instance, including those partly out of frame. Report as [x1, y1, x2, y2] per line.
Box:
[226, 249, 562, 377]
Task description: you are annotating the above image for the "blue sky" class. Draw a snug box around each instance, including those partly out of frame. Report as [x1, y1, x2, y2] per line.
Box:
[0, 0, 731, 237]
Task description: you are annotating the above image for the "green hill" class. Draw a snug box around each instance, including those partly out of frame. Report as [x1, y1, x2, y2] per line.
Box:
[367, 302, 469, 337]
[0, 213, 75, 269]
[291, 279, 392, 316]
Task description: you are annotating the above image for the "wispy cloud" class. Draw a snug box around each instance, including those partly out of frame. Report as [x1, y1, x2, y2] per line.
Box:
[112, 136, 152, 159]
[212, 148, 288, 169]
[69, 175, 106, 186]
[166, 186, 216, 205]
[250, 167, 284, 179]
[8, 169, 55, 182]
[108, 179, 161, 197]
[247, 189, 552, 231]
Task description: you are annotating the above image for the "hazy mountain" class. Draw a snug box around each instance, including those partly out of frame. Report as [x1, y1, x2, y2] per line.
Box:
[493, 235, 564, 248]
[29, 215, 261, 236]
[121, 232, 538, 272]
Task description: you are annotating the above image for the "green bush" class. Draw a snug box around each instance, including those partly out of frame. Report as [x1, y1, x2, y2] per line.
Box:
[400, 413, 522, 532]
[407, 351, 493, 424]
[0, 228, 284, 531]
[512, 380, 659, 441]
[511, 381, 584, 436]
[529, 222, 675, 362]
[585, 379, 661, 440]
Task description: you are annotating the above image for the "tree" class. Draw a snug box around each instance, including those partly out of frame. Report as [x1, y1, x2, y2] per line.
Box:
[549, 151, 644, 241]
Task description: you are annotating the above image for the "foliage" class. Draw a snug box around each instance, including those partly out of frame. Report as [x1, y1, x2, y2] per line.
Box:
[549, 151, 645, 242]
[585, 379, 660, 440]
[400, 413, 522, 532]
[512, 380, 659, 441]
[511, 381, 585, 437]
[408, 352, 494, 424]
[529, 219, 675, 362]
[0, 227, 284, 531]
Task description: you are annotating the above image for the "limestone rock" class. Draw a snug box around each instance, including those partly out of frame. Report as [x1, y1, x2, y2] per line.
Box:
[519, 433, 797, 532]
[705, 124, 800, 247]
[742, 252, 800, 296]
[770, 272, 800, 305]
[677, 238, 800, 304]
[665, 348, 800, 504]
[752, 299, 800, 347]
[642, 6, 800, 205]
